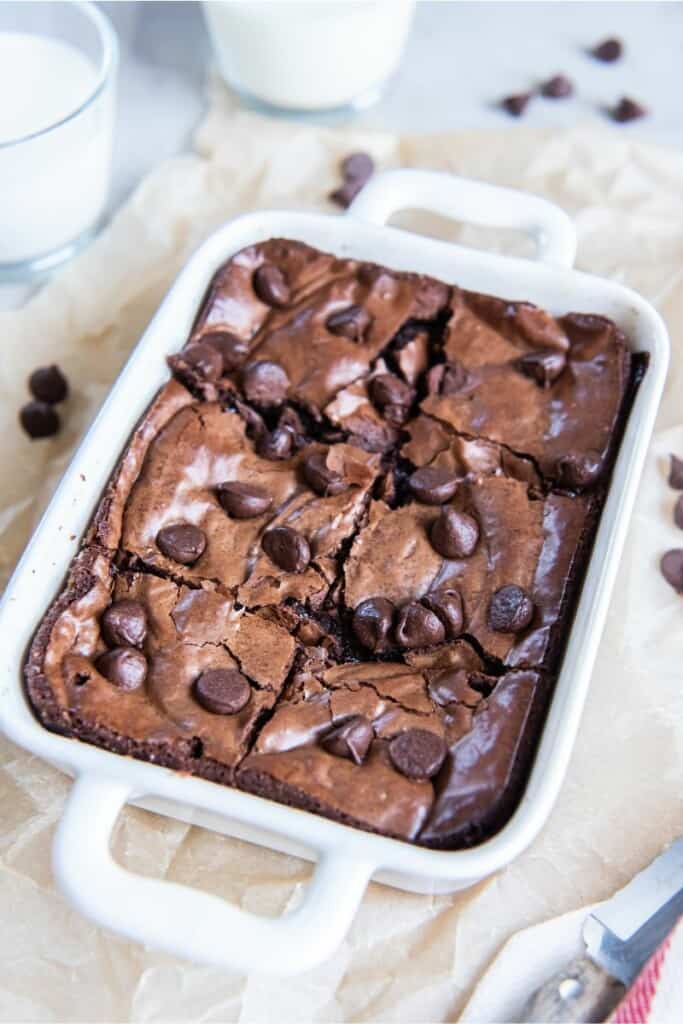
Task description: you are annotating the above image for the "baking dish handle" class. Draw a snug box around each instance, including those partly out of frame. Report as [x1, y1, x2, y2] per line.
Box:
[347, 169, 577, 268]
[53, 775, 374, 975]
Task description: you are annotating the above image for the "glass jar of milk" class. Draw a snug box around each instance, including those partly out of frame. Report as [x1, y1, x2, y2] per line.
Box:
[0, 2, 117, 279]
[203, 0, 416, 113]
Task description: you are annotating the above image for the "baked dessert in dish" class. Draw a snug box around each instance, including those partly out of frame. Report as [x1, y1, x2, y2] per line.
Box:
[24, 238, 646, 849]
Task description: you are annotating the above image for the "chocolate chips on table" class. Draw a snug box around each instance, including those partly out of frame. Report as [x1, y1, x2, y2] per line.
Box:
[610, 97, 647, 123]
[430, 507, 480, 559]
[388, 728, 447, 781]
[501, 92, 532, 118]
[668, 455, 683, 490]
[591, 37, 623, 62]
[329, 151, 375, 208]
[395, 602, 446, 649]
[216, 481, 273, 519]
[674, 497, 683, 531]
[322, 715, 374, 765]
[540, 75, 573, 99]
[20, 362, 70, 439]
[96, 647, 148, 690]
[101, 600, 147, 649]
[303, 450, 349, 496]
[488, 585, 535, 633]
[660, 550, 683, 593]
[253, 263, 291, 307]
[409, 466, 459, 505]
[326, 304, 372, 342]
[29, 364, 69, 404]
[352, 597, 395, 652]
[242, 360, 290, 406]
[193, 668, 251, 715]
[156, 523, 207, 565]
[19, 401, 60, 440]
[262, 526, 311, 573]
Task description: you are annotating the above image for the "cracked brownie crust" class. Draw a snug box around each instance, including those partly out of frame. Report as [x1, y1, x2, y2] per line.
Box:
[24, 239, 646, 849]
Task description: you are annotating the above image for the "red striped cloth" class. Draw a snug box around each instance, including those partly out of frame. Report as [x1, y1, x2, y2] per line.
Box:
[609, 917, 682, 1023]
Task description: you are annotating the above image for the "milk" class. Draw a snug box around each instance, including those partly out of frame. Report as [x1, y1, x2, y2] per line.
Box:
[203, 1, 416, 112]
[0, 32, 114, 267]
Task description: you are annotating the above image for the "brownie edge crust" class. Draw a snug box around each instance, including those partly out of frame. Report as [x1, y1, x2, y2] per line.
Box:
[24, 238, 645, 850]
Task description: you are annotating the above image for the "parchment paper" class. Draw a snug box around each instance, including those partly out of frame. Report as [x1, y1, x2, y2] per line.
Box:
[1, 84, 682, 1022]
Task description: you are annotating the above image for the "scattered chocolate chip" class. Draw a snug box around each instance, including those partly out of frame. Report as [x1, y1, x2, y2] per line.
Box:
[668, 455, 683, 490]
[101, 600, 147, 649]
[242, 360, 290, 406]
[253, 264, 291, 307]
[592, 37, 622, 62]
[611, 96, 647, 123]
[303, 450, 349, 496]
[660, 550, 683, 593]
[369, 373, 415, 413]
[341, 152, 374, 182]
[326, 304, 372, 342]
[28, 364, 68, 404]
[427, 668, 480, 708]
[156, 523, 207, 565]
[501, 93, 532, 117]
[395, 602, 446, 649]
[216, 481, 273, 518]
[262, 526, 311, 573]
[322, 715, 374, 765]
[408, 466, 459, 505]
[176, 342, 223, 380]
[515, 348, 567, 386]
[330, 181, 362, 208]
[96, 647, 147, 690]
[421, 588, 464, 638]
[193, 668, 251, 715]
[555, 450, 602, 490]
[202, 331, 249, 372]
[540, 74, 573, 98]
[19, 401, 60, 439]
[388, 728, 447, 780]
[674, 496, 683, 531]
[426, 361, 470, 396]
[430, 507, 480, 559]
[257, 426, 296, 460]
[352, 597, 395, 652]
[515, 305, 569, 351]
[488, 584, 535, 632]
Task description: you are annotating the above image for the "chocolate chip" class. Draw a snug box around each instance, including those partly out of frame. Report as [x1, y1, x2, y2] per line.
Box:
[488, 584, 535, 632]
[395, 602, 446, 649]
[341, 152, 374, 182]
[426, 361, 470, 396]
[541, 74, 573, 98]
[592, 37, 622, 62]
[253, 264, 291, 307]
[202, 331, 249, 372]
[501, 93, 532, 117]
[674, 496, 683, 530]
[352, 597, 395, 652]
[177, 343, 223, 380]
[660, 550, 683, 593]
[28, 364, 68, 404]
[430, 507, 480, 559]
[555, 450, 602, 490]
[325, 305, 372, 342]
[193, 668, 251, 715]
[388, 728, 447, 780]
[382, 403, 412, 427]
[242, 360, 290, 406]
[408, 466, 459, 505]
[322, 715, 374, 765]
[611, 96, 647, 123]
[19, 401, 60, 439]
[561, 312, 612, 337]
[156, 523, 207, 565]
[668, 455, 683, 490]
[257, 426, 296, 460]
[303, 451, 348, 496]
[262, 526, 310, 572]
[101, 600, 147, 649]
[515, 348, 567, 386]
[427, 668, 480, 708]
[515, 305, 569, 351]
[421, 588, 464, 638]
[216, 481, 272, 518]
[369, 373, 415, 413]
[330, 181, 363, 208]
[96, 647, 147, 690]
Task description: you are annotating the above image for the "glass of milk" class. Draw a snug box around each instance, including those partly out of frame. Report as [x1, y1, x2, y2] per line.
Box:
[203, 0, 416, 113]
[0, 2, 118, 279]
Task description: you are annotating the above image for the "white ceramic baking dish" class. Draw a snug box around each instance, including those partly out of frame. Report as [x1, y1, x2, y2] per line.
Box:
[0, 171, 669, 976]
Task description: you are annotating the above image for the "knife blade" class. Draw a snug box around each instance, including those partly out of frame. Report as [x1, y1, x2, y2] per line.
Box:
[521, 836, 683, 1023]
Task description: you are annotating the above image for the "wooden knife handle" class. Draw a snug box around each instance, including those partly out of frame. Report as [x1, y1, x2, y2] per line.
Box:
[520, 954, 626, 1023]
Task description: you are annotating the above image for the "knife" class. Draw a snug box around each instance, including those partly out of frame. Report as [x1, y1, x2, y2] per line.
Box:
[520, 836, 683, 1023]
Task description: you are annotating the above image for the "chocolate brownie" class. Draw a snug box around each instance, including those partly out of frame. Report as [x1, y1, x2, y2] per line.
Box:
[24, 238, 645, 849]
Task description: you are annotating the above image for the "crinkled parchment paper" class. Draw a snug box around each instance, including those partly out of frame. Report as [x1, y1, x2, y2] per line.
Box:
[1, 84, 682, 1021]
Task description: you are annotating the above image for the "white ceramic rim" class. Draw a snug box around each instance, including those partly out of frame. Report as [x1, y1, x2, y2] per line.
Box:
[0, 171, 669, 973]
